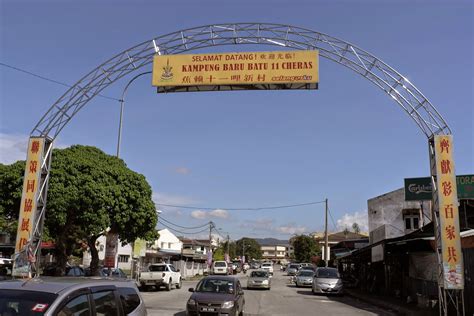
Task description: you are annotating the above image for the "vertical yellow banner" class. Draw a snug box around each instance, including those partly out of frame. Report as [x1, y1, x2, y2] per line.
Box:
[434, 135, 464, 289]
[14, 137, 45, 253]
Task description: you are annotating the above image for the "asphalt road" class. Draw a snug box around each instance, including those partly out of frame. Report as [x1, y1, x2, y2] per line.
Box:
[141, 269, 396, 316]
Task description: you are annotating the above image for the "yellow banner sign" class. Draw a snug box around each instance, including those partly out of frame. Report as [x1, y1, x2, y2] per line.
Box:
[152, 50, 318, 87]
[434, 135, 464, 289]
[15, 137, 45, 253]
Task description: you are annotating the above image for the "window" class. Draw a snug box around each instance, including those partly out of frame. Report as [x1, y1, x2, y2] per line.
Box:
[118, 287, 140, 315]
[92, 291, 118, 316]
[405, 218, 411, 230]
[160, 242, 165, 249]
[168, 242, 172, 249]
[118, 255, 129, 263]
[413, 217, 419, 229]
[404, 215, 420, 232]
[57, 294, 90, 316]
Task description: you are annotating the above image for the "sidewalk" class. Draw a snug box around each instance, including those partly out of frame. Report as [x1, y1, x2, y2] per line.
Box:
[345, 289, 437, 316]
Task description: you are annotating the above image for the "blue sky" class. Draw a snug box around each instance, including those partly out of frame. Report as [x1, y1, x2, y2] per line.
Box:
[1, 0, 472, 241]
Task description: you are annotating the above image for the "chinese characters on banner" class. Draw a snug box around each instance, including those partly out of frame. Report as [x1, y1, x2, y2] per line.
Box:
[104, 232, 119, 268]
[434, 135, 464, 289]
[14, 137, 45, 254]
[152, 50, 319, 87]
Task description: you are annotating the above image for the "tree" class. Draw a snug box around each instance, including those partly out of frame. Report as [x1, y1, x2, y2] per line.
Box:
[292, 234, 319, 263]
[0, 145, 158, 275]
[0, 161, 25, 242]
[352, 222, 361, 234]
[235, 238, 262, 260]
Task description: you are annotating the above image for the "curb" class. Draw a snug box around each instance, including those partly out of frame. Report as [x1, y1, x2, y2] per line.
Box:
[344, 290, 416, 315]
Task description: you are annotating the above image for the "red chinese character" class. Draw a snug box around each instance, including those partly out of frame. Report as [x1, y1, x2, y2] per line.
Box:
[442, 181, 453, 197]
[24, 199, 33, 212]
[18, 238, 28, 249]
[31, 141, 40, 154]
[29, 160, 38, 173]
[440, 160, 452, 174]
[260, 54, 266, 59]
[257, 74, 266, 82]
[21, 218, 30, 231]
[268, 54, 275, 60]
[445, 225, 456, 240]
[26, 180, 35, 193]
[444, 204, 454, 219]
[182, 76, 191, 84]
[207, 75, 215, 83]
[440, 138, 450, 153]
[231, 75, 241, 82]
[447, 247, 457, 263]
[278, 53, 284, 59]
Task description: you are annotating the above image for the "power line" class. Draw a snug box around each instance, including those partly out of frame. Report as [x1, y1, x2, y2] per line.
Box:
[0, 62, 120, 102]
[159, 216, 209, 229]
[155, 200, 326, 211]
[157, 220, 210, 235]
[328, 208, 338, 232]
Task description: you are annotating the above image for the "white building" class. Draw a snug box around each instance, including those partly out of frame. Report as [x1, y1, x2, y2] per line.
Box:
[368, 188, 431, 244]
[82, 235, 133, 271]
[261, 245, 287, 261]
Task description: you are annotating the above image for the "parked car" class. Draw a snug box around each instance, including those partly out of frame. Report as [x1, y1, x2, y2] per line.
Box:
[186, 275, 245, 316]
[138, 263, 181, 291]
[85, 267, 128, 279]
[286, 263, 301, 276]
[0, 257, 12, 265]
[211, 261, 229, 275]
[0, 262, 13, 281]
[299, 265, 316, 273]
[312, 267, 343, 295]
[41, 264, 85, 277]
[295, 270, 315, 287]
[0, 277, 147, 315]
[247, 270, 271, 290]
[250, 262, 260, 269]
[260, 262, 273, 275]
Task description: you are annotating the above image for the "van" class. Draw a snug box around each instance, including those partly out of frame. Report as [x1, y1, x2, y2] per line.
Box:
[211, 261, 229, 275]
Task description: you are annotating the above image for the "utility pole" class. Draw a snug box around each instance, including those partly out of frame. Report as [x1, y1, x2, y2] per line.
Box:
[208, 221, 213, 269]
[325, 198, 329, 267]
[242, 239, 245, 261]
[227, 235, 230, 257]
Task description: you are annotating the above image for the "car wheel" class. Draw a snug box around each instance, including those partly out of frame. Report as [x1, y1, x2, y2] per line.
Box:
[176, 278, 182, 289]
[165, 279, 171, 291]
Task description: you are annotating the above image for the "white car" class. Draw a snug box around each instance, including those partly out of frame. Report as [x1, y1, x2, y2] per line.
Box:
[139, 263, 182, 291]
[211, 261, 229, 275]
[260, 262, 274, 275]
[0, 258, 12, 265]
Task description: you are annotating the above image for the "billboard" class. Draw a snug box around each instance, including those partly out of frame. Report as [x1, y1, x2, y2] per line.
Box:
[433, 135, 463, 289]
[152, 50, 318, 92]
[14, 137, 45, 253]
[405, 175, 474, 200]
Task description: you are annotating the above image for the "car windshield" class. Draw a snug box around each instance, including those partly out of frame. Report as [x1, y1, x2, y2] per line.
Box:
[262, 263, 271, 267]
[297, 271, 314, 277]
[289, 264, 300, 269]
[250, 271, 268, 278]
[214, 262, 226, 267]
[148, 265, 166, 272]
[196, 279, 235, 294]
[316, 268, 340, 278]
[0, 289, 58, 316]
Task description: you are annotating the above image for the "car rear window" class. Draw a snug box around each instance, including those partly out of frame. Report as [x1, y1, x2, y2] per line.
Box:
[0, 289, 57, 316]
[148, 265, 166, 272]
[214, 262, 226, 267]
[118, 287, 141, 314]
[316, 269, 340, 278]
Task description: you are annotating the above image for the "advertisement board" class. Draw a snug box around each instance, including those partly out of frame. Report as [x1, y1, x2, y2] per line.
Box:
[404, 175, 474, 200]
[152, 50, 318, 91]
[434, 135, 463, 289]
[104, 232, 119, 268]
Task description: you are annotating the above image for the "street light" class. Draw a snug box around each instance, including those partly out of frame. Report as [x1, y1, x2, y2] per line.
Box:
[116, 71, 152, 158]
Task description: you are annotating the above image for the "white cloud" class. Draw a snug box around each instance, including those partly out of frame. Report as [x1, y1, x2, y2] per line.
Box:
[191, 210, 207, 219]
[190, 209, 230, 220]
[175, 167, 191, 175]
[209, 209, 229, 219]
[336, 211, 369, 232]
[152, 192, 198, 207]
[276, 224, 308, 235]
[0, 133, 29, 164]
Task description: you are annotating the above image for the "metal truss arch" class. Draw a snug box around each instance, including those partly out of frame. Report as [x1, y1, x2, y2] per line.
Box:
[32, 23, 451, 139]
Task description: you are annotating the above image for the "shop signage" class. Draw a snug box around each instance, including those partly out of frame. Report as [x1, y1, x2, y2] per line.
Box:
[104, 232, 119, 268]
[152, 50, 319, 91]
[404, 174, 474, 201]
[434, 135, 463, 289]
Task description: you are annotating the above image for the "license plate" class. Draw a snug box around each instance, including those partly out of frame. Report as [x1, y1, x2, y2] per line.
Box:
[201, 307, 215, 312]
[146, 281, 155, 285]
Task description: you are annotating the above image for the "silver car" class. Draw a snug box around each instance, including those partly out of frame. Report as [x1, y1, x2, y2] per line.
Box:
[0, 277, 147, 315]
[312, 267, 343, 295]
[295, 270, 314, 287]
[286, 263, 301, 276]
[247, 270, 271, 290]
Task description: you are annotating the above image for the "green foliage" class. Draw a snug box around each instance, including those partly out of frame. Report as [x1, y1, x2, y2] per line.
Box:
[0, 145, 158, 273]
[0, 161, 25, 240]
[352, 222, 361, 234]
[235, 237, 262, 260]
[292, 234, 319, 263]
[213, 247, 225, 261]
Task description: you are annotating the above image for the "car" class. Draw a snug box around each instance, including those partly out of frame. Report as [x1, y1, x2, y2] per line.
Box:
[211, 261, 230, 275]
[250, 262, 260, 269]
[0, 277, 147, 315]
[138, 263, 181, 291]
[312, 267, 344, 295]
[41, 264, 85, 277]
[299, 266, 316, 273]
[85, 267, 128, 279]
[286, 263, 301, 276]
[0, 262, 13, 281]
[247, 270, 271, 290]
[295, 270, 315, 287]
[260, 262, 273, 275]
[231, 261, 242, 274]
[0, 258, 12, 265]
[186, 275, 245, 316]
